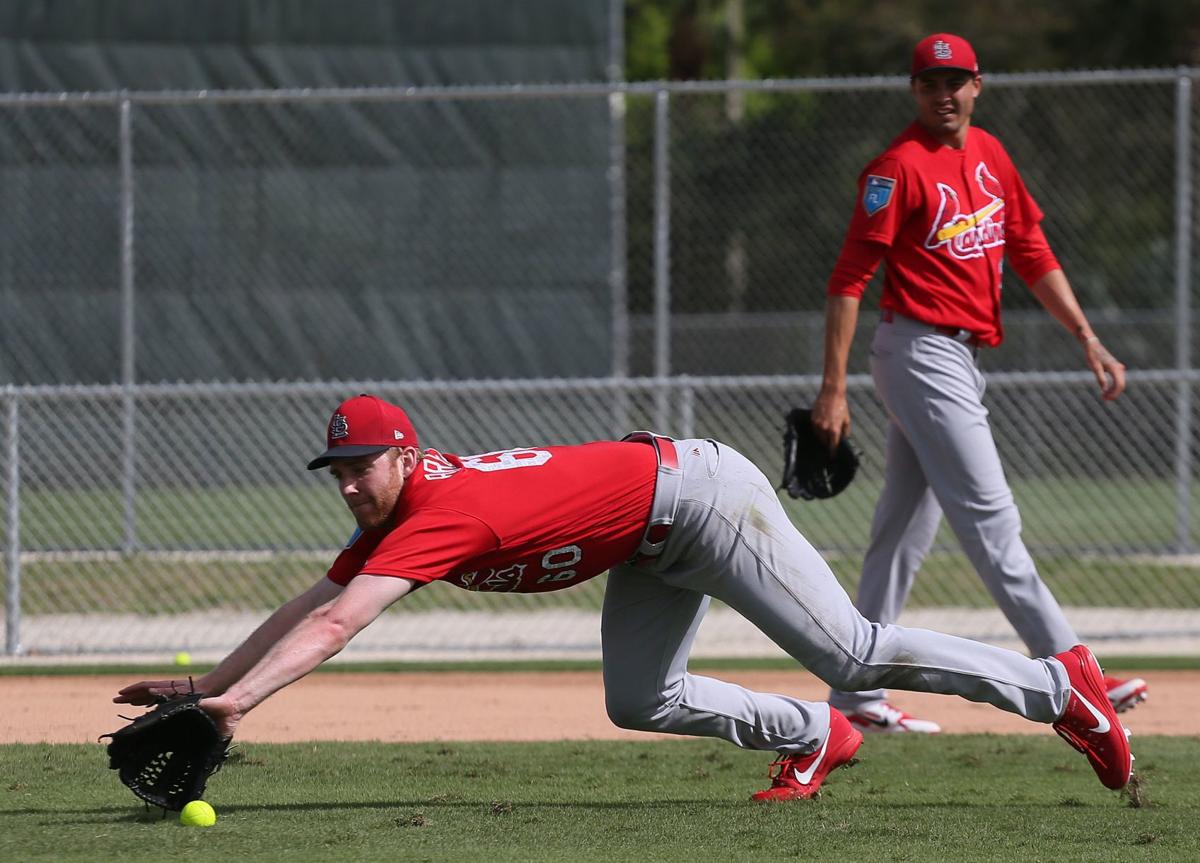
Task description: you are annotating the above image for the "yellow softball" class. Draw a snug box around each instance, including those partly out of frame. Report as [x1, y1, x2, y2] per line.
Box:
[179, 800, 217, 827]
[174, 651, 192, 666]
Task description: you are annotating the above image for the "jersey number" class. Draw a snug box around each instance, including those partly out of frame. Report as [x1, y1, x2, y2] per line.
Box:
[536, 545, 582, 584]
[460, 448, 552, 472]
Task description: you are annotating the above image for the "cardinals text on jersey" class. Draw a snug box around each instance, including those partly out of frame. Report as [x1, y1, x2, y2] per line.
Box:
[924, 161, 1005, 260]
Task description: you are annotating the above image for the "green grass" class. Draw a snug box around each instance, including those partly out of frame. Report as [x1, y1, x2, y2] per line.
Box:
[6, 474, 1200, 614]
[782, 474, 1200, 551]
[15, 485, 342, 550]
[2, 736, 1198, 862]
[823, 552, 1200, 609]
[10, 547, 1198, 616]
[13, 474, 1194, 552]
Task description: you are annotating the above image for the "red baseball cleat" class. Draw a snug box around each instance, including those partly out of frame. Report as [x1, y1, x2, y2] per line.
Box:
[1104, 674, 1148, 713]
[1052, 645, 1133, 790]
[751, 708, 863, 801]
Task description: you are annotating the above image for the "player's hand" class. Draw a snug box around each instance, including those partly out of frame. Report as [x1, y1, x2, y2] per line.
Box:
[811, 390, 851, 452]
[114, 677, 211, 705]
[1084, 338, 1126, 401]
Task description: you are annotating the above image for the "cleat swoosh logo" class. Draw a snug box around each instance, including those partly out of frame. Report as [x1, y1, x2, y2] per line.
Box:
[793, 733, 831, 785]
[1075, 691, 1111, 734]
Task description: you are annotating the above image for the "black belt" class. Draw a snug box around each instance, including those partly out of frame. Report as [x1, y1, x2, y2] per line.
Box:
[881, 308, 981, 347]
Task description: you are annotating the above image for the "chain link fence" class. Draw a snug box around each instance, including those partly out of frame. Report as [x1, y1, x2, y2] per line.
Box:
[3, 70, 1200, 659]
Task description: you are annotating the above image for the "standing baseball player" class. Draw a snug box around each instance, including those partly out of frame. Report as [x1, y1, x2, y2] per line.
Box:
[115, 394, 1133, 800]
[812, 33, 1147, 735]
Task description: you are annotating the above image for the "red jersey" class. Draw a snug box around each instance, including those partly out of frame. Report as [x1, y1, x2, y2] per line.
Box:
[326, 441, 658, 593]
[828, 122, 1060, 346]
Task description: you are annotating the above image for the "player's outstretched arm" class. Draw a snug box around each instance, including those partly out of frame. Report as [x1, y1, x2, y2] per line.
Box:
[113, 576, 345, 706]
[1028, 268, 1126, 401]
[200, 574, 417, 738]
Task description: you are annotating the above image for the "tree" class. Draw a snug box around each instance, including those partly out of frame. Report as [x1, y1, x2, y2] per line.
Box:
[626, 0, 1200, 81]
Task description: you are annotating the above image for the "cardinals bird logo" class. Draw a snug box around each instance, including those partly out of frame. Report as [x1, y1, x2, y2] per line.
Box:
[924, 161, 1006, 260]
[457, 564, 527, 592]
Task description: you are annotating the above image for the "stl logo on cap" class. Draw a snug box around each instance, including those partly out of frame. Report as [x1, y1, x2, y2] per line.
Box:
[306, 394, 420, 471]
[911, 33, 978, 78]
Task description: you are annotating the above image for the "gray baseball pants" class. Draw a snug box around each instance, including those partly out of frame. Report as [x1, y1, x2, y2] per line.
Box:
[602, 436, 1069, 753]
[830, 314, 1080, 712]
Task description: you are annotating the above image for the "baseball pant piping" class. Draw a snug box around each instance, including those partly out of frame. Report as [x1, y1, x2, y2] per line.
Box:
[601, 438, 1069, 753]
[831, 320, 1080, 712]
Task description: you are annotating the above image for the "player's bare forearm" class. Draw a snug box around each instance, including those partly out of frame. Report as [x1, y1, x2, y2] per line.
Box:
[217, 574, 416, 730]
[1028, 269, 1126, 400]
[113, 577, 342, 706]
[1028, 269, 1094, 341]
[197, 579, 343, 695]
[215, 611, 350, 727]
[813, 295, 861, 446]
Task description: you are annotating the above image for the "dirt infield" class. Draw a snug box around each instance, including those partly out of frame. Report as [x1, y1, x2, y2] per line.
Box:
[3, 668, 1195, 744]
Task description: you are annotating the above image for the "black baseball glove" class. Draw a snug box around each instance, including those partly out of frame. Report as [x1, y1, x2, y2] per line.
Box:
[779, 407, 860, 500]
[101, 691, 231, 811]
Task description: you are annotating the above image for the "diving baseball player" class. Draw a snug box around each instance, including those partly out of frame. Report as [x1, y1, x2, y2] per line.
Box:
[812, 33, 1147, 734]
[116, 394, 1134, 800]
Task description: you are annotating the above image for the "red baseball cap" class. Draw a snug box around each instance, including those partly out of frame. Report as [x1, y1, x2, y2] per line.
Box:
[306, 394, 419, 470]
[911, 33, 979, 78]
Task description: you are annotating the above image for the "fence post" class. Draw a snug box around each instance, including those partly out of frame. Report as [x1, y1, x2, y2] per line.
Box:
[653, 88, 672, 432]
[1174, 73, 1194, 553]
[119, 98, 138, 555]
[607, 0, 630, 433]
[4, 394, 20, 656]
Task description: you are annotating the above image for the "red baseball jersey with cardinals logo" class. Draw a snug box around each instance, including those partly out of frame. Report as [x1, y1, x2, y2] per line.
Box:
[829, 122, 1060, 346]
[326, 442, 658, 593]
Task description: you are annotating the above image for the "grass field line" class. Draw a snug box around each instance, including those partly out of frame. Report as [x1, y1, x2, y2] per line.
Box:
[5, 605, 1200, 663]
[19, 549, 332, 563]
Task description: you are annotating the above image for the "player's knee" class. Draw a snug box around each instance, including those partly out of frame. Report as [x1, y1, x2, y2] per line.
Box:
[604, 681, 683, 731]
[605, 698, 659, 731]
